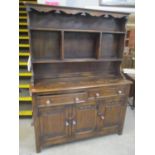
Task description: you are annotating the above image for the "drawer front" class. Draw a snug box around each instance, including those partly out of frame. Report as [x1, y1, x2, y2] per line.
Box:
[37, 92, 88, 106]
[88, 85, 126, 98]
[97, 95, 126, 106]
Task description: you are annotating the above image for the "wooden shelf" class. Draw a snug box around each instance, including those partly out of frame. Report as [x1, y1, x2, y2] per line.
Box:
[29, 27, 126, 34]
[32, 58, 122, 64]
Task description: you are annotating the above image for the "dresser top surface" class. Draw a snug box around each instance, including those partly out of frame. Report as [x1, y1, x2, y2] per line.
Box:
[31, 75, 131, 93]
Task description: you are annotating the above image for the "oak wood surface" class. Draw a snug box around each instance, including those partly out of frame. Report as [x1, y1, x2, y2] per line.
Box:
[25, 3, 131, 152]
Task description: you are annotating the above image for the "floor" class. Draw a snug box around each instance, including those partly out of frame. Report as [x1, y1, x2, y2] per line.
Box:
[19, 105, 135, 155]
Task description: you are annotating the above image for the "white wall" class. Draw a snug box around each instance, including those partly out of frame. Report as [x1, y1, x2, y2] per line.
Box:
[37, 0, 135, 13]
[37, 0, 99, 7]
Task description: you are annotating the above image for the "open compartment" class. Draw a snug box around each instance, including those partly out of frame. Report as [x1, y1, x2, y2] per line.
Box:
[101, 33, 125, 59]
[33, 61, 121, 81]
[64, 32, 100, 59]
[31, 30, 61, 60]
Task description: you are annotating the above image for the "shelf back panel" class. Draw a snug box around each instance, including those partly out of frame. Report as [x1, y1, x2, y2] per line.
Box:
[33, 61, 121, 80]
[101, 33, 125, 58]
[31, 30, 61, 59]
[64, 32, 99, 59]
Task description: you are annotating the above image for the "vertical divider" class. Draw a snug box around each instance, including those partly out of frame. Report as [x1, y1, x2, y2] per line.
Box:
[96, 32, 102, 59]
[61, 31, 64, 59]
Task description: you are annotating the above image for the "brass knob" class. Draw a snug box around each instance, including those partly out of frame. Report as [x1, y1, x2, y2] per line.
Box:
[100, 115, 105, 120]
[98, 112, 104, 120]
[65, 121, 69, 126]
[46, 99, 51, 105]
[118, 90, 122, 95]
[75, 97, 79, 102]
[96, 93, 100, 97]
[72, 120, 76, 125]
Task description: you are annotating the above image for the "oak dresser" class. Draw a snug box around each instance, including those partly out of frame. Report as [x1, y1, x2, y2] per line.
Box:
[25, 3, 131, 153]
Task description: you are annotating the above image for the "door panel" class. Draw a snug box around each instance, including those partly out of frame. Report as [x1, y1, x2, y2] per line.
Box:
[97, 98, 122, 130]
[72, 101, 97, 137]
[39, 105, 69, 141]
[104, 105, 121, 127]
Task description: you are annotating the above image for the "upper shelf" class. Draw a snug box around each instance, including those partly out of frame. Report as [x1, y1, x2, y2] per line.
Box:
[29, 27, 126, 34]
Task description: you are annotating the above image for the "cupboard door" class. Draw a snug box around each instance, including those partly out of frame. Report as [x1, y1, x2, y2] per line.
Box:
[104, 105, 122, 127]
[39, 105, 70, 142]
[72, 101, 97, 138]
[97, 99, 122, 130]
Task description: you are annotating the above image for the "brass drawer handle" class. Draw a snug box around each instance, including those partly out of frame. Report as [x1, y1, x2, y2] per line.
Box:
[118, 90, 122, 95]
[46, 99, 51, 105]
[96, 93, 100, 97]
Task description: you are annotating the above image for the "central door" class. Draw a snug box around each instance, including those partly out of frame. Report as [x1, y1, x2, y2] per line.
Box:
[72, 100, 97, 139]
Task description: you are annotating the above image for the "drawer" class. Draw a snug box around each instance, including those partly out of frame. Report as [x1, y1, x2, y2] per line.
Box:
[88, 86, 125, 98]
[75, 100, 96, 109]
[37, 92, 88, 106]
[97, 95, 126, 106]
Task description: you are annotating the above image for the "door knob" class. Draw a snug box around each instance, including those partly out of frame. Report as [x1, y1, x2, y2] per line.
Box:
[96, 93, 100, 97]
[98, 112, 105, 120]
[65, 121, 69, 126]
[72, 120, 76, 125]
[100, 115, 105, 120]
[75, 97, 79, 103]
